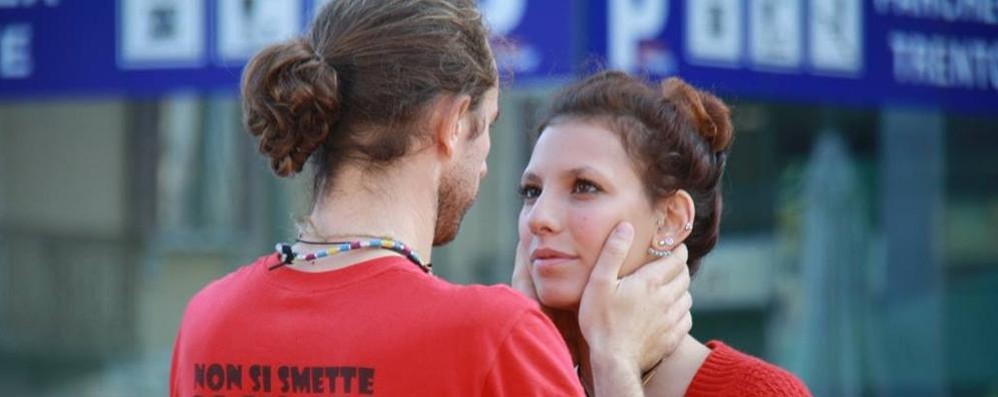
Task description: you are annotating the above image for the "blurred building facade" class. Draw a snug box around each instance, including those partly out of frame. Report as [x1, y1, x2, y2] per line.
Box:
[1, 1, 996, 396]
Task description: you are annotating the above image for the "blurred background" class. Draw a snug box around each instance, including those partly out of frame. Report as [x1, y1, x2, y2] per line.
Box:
[1, 0, 996, 396]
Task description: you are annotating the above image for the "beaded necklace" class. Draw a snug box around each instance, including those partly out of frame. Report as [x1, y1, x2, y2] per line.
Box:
[270, 239, 431, 274]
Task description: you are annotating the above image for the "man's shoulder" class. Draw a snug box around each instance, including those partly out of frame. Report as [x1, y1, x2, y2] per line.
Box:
[182, 255, 269, 314]
[423, 280, 543, 324]
[442, 282, 536, 307]
[404, 278, 563, 348]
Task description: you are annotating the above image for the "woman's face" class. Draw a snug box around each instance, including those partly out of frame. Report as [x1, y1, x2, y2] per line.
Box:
[518, 119, 660, 310]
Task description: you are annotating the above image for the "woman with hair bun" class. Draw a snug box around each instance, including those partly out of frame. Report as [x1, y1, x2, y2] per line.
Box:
[515, 71, 812, 396]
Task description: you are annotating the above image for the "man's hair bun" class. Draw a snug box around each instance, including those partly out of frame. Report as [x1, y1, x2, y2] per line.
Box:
[241, 38, 342, 177]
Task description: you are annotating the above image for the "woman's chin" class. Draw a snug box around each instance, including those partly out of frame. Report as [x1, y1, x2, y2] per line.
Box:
[536, 288, 582, 311]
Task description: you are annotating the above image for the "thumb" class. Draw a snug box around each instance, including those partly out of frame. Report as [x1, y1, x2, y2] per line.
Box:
[587, 222, 635, 292]
[512, 239, 537, 300]
[671, 243, 689, 264]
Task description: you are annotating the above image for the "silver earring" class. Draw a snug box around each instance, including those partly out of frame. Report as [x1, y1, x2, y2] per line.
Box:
[665, 236, 675, 246]
[648, 247, 671, 257]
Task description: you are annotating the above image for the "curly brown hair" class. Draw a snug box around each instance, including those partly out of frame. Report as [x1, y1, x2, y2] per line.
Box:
[537, 71, 734, 273]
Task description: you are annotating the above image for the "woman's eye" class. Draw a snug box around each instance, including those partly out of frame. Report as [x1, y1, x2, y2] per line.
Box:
[572, 179, 602, 195]
[518, 185, 541, 200]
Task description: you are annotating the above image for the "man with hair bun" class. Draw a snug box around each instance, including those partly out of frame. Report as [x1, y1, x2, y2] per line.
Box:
[170, 1, 693, 396]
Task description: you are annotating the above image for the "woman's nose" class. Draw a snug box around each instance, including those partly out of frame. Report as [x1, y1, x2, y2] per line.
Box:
[526, 192, 560, 236]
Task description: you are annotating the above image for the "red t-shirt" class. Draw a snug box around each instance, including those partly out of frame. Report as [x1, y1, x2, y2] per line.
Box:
[170, 254, 584, 396]
[686, 341, 812, 396]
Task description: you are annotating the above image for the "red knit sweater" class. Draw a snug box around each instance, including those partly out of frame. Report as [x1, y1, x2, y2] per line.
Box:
[685, 341, 812, 397]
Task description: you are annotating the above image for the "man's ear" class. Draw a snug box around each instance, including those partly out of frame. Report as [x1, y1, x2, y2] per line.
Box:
[651, 189, 696, 251]
[430, 94, 472, 160]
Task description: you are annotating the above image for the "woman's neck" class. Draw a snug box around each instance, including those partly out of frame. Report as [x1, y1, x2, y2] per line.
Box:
[644, 335, 710, 396]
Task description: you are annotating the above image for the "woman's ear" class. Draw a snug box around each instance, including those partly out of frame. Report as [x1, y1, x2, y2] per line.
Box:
[651, 190, 695, 251]
[430, 94, 472, 160]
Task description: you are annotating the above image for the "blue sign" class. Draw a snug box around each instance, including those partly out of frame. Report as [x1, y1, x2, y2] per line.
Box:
[482, 0, 579, 82]
[0, 1, 324, 98]
[0, 0, 575, 99]
[0, 1, 239, 97]
[2, 0, 996, 114]
[589, 0, 998, 113]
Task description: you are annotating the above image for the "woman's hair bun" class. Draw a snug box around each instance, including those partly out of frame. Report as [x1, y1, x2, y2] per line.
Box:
[241, 38, 342, 177]
[661, 77, 733, 153]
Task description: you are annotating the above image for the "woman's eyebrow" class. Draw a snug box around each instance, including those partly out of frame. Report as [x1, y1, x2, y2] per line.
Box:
[568, 166, 605, 179]
[522, 166, 608, 183]
[520, 171, 540, 183]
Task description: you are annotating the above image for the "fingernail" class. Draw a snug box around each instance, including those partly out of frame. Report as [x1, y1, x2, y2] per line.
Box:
[613, 222, 634, 238]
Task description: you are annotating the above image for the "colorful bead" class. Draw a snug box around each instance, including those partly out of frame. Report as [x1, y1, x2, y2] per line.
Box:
[274, 238, 430, 274]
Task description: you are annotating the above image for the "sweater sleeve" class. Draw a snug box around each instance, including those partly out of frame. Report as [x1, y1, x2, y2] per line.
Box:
[686, 340, 812, 397]
[481, 307, 585, 397]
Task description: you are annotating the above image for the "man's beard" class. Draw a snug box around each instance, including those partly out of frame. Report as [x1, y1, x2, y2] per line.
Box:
[432, 165, 478, 246]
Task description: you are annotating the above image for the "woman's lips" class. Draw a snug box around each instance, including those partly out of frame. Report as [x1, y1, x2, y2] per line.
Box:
[530, 247, 578, 272]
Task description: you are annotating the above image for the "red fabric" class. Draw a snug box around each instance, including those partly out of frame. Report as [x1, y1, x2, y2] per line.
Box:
[170, 254, 583, 397]
[686, 341, 812, 397]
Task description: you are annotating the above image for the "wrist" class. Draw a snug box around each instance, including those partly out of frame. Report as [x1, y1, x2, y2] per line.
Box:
[589, 349, 640, 380]
[589, 350, 645, 397]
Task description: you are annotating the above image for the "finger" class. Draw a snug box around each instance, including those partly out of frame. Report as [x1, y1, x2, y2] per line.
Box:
[661, 311, 692, 357]
[671, 243, 689, 263]
[511, 239, 537, 299]
[669, 264, 691, 298]
[679, 310, 693, 335]
[656, 265, 691, 307]
[587, 222, 635, 291]
[633, 255, 682, 289]
[666, 290, 692, 316]
[630, 243, 689, 288]
[670, 311, 694, 348]
[515, 239, 530, 274]
[663, 291, 693, 326]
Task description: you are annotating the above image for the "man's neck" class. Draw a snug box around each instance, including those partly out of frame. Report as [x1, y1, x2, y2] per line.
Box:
[297, 158, 440, 270]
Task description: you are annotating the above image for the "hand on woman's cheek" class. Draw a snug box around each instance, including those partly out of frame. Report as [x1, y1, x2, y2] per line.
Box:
[517, 120, 657, 310]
